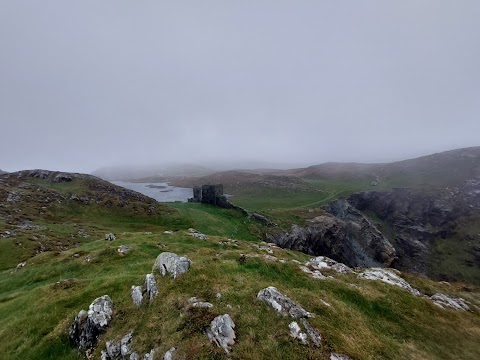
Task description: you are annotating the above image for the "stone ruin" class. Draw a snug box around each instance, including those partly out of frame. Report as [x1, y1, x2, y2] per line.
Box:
[188, 184, 231, 207]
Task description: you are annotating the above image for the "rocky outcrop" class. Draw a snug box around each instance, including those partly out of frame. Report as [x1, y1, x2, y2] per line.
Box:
[251, 212, 277, 227]
[105, 233, 116, 241]
[118, 245, 131, 255]
[143, 349, 155, 360]
[188, 297, 213, 308]
[207, 314, 236, 354]
[101, 332, 133, 359]
[305, 256, 352, 274]
[69, 295, 113, 351]
[327, 199, 396, 266]
[330, 353, 352, 360]
[358, 268, 421, 296]
[131, 286, 143, 307]
[266, 210, 395, 269]
[345, 186, 479, 275]
[163, 347, 176, 360]
[258, 287, 322, 347]
[430, 293, 469, 310]
[257, 286, 313, 318]
[153, 252, 190, 279]
[145, 274, 158, 304]
[289, 321, 308, 345]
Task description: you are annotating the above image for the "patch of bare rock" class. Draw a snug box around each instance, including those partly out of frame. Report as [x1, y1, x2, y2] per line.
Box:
[257, 286, 322, 347]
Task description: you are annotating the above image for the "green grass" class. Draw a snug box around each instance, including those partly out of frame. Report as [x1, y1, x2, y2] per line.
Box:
[1, 231, 479, 360]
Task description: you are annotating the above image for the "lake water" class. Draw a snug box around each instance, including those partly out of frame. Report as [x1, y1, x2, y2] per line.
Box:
[111, 181, 193, 202]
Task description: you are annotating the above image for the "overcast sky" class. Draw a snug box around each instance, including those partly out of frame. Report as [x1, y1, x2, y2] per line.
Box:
[1, 1, 479, 173]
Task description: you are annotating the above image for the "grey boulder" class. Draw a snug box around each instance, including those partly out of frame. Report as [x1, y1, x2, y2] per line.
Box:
[207, 314, 236, 354]
[145, 274, 158, 304]
[358, 268, 421, 296]
[153, 252, 190, 279]
[257, 286, 313, 318]
[431, 293, 470, 310]
[131, 285, 143, 307]
[69, 295, 113, 351]
[105, 233, 116, 241]
[163, 347, 176, 360]
[288, 321, 308, 345]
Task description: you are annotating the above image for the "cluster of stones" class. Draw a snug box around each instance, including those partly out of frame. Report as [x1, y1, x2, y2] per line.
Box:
[298, 256, 470, 311]
[69, 231, 470, 359]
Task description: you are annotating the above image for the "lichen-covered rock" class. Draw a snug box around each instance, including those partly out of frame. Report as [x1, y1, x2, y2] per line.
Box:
[143, 349, 155, 360]
[330, 353, 352, 360]
[163, 347, 176, 360]
[190, 232, 208, 240]
[153, 252, 190, 279]
[188, 297, 213, 308]
[105, 233, 116, 241]
[105, 340, 120, 358]
[301, 318, 322, 347]
[145, 274, 158, 304]
[207, 314, 236, 354]
[131, 286, 143, 307]
[358, 268, 421, 296]
[118, 245, 131, 255]
[69, 295, 113, 351]
[121, 332, 134, 356]
[289, 321, 308, 345]
[431, 293, 469, 310]
[305, 256, 352, 273]
[130, 353, 140, 360]
[257, 286, 313, 318]
[299, 265, 326, 280]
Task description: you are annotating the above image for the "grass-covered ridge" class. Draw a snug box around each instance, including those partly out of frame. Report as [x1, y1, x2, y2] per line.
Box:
[1, 230, 479, 359]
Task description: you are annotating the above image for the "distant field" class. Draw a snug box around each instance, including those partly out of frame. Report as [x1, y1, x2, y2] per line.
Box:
[228, 179, 372, 212]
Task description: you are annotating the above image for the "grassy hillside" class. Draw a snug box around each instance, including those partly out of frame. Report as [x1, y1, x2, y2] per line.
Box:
[1, 167, 480, 359]
[1, 230, 479, 359]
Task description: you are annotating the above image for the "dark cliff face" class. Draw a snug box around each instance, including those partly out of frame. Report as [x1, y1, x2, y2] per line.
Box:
[266, 209, 396, 269]
[346, 184, 480, 275]
[266, 179, 480, 283]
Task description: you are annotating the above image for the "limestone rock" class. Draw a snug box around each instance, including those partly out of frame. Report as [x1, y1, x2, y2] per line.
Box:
[257, 286, 313, 318]
[288, 321, 308, 345]
[143, 349, 155, 360]
[145, 274, 158, 304]
[301, 318, 322, 347]
[121, 332, 134, 356]
[207, 314, 236, 354]
[299, 265, 326, 280]
[190, 232, 208, 240]
[431, 293, 469, 310]
[153, 252, 190, 279]
[101, 332, 133, 360]
[305, 256, 352, 273]
[358, 268, 421, 296]
[118, 245, 131, 255]
[130, 353, 140, 360]
[105, 233, 116, 241]
[88, 295, 114, 327]
[163, 347, 176, 360]
[188, 297, 213, 308]
[105, 340, 120, 358]
[330, 353, 352, 360]
[69, 295, 113, 351]
[131, 286, 143, 307]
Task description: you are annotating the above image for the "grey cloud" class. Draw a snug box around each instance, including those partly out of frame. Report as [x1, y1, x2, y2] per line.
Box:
[1, 1, 479, 173]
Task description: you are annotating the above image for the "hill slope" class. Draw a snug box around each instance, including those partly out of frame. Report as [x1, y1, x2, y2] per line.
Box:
[1, 168, 480, 359]
[0, 170, 191, 270]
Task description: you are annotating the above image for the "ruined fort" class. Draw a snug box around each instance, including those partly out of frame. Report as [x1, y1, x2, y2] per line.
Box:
[188, 184, 231, 207]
